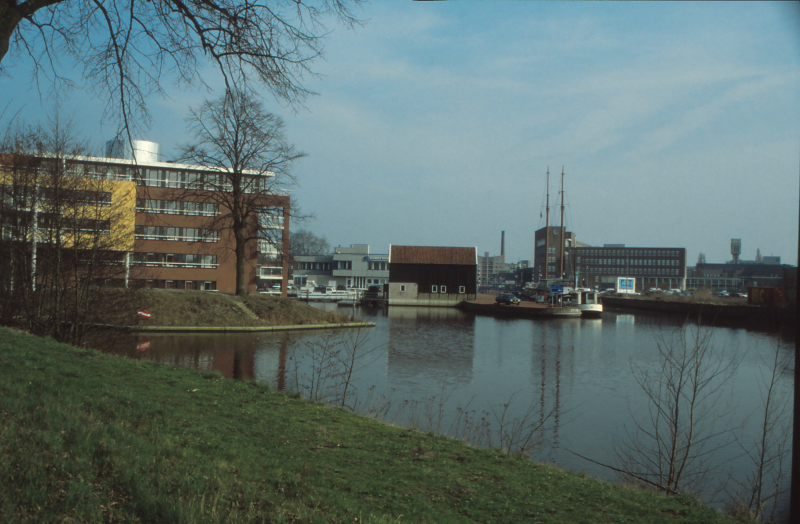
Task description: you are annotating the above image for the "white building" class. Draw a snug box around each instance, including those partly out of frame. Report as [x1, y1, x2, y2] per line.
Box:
[292, 244, 389, 289]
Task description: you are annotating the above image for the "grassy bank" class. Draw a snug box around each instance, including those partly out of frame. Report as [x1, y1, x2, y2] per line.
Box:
[0, 328, 744, 523]
[132, 290, 350, 327]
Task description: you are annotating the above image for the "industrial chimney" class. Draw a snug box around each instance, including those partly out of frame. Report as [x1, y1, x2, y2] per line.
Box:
[501, 231, 505, 258]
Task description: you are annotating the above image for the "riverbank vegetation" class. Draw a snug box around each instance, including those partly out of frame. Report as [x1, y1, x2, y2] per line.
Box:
[0, 327, 745, 523]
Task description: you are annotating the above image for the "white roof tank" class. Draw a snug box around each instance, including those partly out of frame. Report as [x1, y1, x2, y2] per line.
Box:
[105, 138, 162, 163]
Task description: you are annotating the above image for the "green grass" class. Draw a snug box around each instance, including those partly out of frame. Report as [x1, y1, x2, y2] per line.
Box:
[0, 327, 745, 523]
[132, 290, 350, 327]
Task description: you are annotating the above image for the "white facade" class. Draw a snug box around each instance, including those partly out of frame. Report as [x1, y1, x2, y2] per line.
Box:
[293, 244, 389, 289]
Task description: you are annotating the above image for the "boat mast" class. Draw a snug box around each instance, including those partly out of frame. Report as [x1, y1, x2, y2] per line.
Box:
[559, 167, 565, 281]
[544, 167, 550, 281]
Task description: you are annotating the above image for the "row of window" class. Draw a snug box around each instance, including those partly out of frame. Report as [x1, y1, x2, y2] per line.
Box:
[134, 226, 217, 242]
[137, 169, 269, 192]
[579, 258, 680, 267]
[36, 215, 111, 234]
[296, 260, 361, 271]
[140, 279, 216, 290]
[68, 162, 133, 181]
[132, 252, 217, 267]
[136, 199, 218, 216]
[581, 249, 681, 258]
[420, 285, 467, 294]
[588, 268, 681, 276]
[298, 262, 331, 271]
[296, 260, 389, 271]
[2, 185, 112, 209]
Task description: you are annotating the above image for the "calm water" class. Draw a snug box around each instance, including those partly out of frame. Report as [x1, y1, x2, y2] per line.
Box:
[102, 304, 794, 520]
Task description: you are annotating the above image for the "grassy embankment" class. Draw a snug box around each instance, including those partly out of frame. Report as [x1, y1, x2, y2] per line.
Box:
[0, 328, 745, 523]
[132, 290, 352, 327]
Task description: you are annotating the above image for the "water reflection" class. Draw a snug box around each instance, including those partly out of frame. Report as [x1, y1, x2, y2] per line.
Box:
[105, 332, 293, 385]
[386, 307, 475, 390]
[92, 304, 793, 522]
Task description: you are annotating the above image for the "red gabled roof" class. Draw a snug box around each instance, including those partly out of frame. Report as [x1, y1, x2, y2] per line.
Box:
[389, 245, 476, 265]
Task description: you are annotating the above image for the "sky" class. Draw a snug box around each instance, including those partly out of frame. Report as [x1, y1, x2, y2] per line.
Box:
[2, 2, 799, 265]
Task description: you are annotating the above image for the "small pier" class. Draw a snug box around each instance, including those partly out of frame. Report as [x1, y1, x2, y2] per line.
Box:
[459, 294, 581, 318]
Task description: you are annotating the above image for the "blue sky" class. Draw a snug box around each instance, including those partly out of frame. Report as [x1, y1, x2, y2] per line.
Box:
[3, 2, 799, 265]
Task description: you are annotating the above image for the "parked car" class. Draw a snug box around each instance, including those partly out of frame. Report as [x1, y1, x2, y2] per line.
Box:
[496, 293, 520, 305]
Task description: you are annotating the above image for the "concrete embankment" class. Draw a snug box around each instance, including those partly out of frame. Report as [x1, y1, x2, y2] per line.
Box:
[601, 296, 790, 323]
[132, 322, 375, 333]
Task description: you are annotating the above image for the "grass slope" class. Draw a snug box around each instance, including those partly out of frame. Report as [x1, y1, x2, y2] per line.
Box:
[0, 328, 744, 523]
[133, 290, 350, 327]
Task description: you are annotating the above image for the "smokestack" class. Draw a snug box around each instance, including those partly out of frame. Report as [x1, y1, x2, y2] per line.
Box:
[501, 231, 505, 258]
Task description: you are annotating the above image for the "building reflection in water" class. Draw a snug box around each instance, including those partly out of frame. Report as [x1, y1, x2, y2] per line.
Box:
[114, 332, 295, 385]
[386, 307, 476, 391]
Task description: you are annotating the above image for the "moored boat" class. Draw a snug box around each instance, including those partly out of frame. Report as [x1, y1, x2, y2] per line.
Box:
[299, 285, 357, 302]
[566, 289, 603, 317]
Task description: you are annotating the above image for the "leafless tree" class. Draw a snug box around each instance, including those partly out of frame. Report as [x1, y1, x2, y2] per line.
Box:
[290, 228, 329, 257]
[615, 321, 739, 497]
[178, 90, 303, 295]
[726, 331, 792, 522]
[0, 116, 140, 345]
[1, 0, 362, 135]
[287, 326, 382, 410]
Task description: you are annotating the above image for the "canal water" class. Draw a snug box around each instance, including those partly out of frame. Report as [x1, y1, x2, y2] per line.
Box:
[102, 304, 794, 520]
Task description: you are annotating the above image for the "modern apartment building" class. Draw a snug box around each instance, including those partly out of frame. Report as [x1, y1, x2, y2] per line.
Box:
[1, 139, 291, 295]
[123, 140, 289, 294]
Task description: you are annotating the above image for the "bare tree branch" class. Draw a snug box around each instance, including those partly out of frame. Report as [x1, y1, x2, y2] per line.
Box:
[2, 0, 363, 137]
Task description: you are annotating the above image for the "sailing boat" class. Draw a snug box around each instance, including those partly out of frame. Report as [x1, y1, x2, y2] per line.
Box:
[526, 167, 602, 316]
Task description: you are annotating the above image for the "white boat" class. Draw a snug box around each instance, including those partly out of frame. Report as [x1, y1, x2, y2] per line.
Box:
[566, 289, 603, 317]
[299, 285, 357, 302]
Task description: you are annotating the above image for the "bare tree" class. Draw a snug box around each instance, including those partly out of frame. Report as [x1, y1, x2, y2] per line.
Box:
[1, 0, 362, 134]
[615, 321, 739, 496]
[178, 90, 303, 296]
[726, 332, 792, 522]
[0, 116, 139, 345]
[290, 229, 329, 257]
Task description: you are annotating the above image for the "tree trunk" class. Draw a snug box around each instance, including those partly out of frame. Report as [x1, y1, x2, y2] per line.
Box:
[235, 225, 247, 296]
